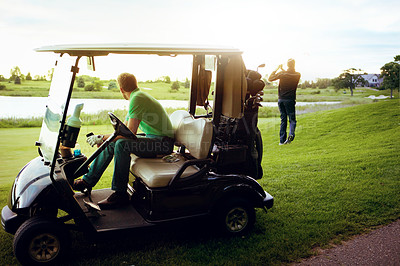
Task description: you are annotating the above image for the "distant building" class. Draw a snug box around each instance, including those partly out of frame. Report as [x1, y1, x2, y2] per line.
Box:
[360, 74, 383, 88]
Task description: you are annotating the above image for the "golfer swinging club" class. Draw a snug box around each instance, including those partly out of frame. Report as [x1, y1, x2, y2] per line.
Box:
[268, 59, 301, 145]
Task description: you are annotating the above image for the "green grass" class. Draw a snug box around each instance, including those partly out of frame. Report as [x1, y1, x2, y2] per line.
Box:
[262, 86, 395, 102]
[0, 100, 399, 265]
[0, 80, 191, 100]
[0, 128, 41, 185]
[2, 80, 394, 101]
[0, 80, 51, 97]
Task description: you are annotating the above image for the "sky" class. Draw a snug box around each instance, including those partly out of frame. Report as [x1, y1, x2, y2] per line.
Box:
[0, 0, 399, 82]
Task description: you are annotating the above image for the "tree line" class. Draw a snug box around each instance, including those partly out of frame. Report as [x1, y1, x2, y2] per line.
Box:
[0, 66, 52, 84]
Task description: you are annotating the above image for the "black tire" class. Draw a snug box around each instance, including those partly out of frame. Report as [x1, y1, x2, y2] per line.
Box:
[215, 198, 255, 236]
[13, 217, 70, 265]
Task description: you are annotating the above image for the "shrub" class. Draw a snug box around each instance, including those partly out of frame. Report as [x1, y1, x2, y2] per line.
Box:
[85, 84, 95, 91]
[93, 80, 103, 91]
[108, 81, 118, 90]
[0, 84, 6, 90]
[171, 80, 180, 91]
[14, 76, 21, 84]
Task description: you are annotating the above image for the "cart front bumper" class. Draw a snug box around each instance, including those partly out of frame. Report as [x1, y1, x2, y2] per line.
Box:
[1, 206, 25, 235]
[263, 191, 274, 209]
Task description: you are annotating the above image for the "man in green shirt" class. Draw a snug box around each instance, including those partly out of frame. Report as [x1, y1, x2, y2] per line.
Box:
[73, 73, 174, 209]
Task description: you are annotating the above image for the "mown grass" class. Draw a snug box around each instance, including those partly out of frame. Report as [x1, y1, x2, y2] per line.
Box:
[0, 100, 399, 264]
[2, 80, 394, 101]
[0, 80, 191, 100]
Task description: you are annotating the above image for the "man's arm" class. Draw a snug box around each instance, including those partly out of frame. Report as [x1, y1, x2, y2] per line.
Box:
[268, 64, 284, 82]
[126, 118, 140, 134]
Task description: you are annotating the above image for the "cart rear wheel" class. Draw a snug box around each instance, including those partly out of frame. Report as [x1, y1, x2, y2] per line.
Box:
[216, 198, 255, 236]
[13, 217, 70, 265]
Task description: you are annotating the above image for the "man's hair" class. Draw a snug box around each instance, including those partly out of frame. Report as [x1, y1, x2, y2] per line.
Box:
[118, 73, 138, 92]
[287, 58, 295, 69]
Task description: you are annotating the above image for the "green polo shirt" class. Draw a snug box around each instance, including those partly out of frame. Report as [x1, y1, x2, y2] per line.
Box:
[125, 88, 174, 138]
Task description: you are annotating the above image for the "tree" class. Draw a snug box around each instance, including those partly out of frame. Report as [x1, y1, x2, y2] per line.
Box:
[311, 81, 317, 89]
[171, 80, 180, 91]
[26, 72, 32, 81]
[163, 76, 171, 84]
[77, 77, 85, 88]
[315, 78, 331, 89]
[380, 55, 400, 99]
[0, 75, 5, 81]
[34, 75, 45, 81]
[47, 69, 54, 81]
[332, 68, 367, 96]
[184, 78, 190, 88]
[300, 80, 311, 89]
[10, 66, 22, 81]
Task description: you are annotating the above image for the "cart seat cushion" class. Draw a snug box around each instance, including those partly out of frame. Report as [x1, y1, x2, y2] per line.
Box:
[169, 110, 213, 159]
[131, 154, 198, 188]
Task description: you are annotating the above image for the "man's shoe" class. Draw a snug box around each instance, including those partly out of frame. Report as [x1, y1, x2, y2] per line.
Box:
[279, 142, 286, 145]
[285, 135, 294, 144]
[73, 179, 92, 193]
[98, 191, 129, 210]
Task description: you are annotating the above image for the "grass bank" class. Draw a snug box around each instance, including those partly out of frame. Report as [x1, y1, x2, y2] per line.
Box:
[0, 100, 399, 265]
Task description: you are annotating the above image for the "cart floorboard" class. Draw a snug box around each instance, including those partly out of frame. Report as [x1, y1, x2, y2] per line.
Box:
[75, 189, 151, 232]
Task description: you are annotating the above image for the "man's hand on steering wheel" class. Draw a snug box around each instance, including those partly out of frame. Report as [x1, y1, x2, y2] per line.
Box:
[87, 134, 104, 147]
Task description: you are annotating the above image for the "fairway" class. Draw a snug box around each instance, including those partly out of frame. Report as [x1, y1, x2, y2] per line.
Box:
[0, 100, 399, 265]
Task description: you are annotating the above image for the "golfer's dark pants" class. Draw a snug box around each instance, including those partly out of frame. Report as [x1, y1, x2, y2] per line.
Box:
[278, 99, 296, 143]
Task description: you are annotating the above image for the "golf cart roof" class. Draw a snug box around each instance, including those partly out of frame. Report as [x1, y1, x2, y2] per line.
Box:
[35, 43, 243, 56]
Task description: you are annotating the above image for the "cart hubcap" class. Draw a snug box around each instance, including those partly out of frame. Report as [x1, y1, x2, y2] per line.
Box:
[29, 233, 60, 262]
[225, 207, 248, 232]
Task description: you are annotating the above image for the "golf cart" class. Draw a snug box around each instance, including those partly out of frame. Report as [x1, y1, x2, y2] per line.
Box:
[1, 44, 273, 265]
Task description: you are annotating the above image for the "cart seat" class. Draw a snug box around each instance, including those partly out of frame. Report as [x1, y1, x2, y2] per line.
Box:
[130, 110, 213, 188]
[130, 154, 199, 187]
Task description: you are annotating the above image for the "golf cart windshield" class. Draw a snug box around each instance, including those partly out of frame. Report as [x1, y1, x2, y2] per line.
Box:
[38, 55, 76, 163]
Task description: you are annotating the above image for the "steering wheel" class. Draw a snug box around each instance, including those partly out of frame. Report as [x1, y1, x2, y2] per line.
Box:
[108, 112, 137, 140]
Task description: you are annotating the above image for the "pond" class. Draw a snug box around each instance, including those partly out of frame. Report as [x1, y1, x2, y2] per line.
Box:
[0, 96, 341, 118]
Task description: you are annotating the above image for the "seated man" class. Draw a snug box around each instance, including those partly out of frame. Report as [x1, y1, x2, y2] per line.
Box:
[74, 73, 174, 209]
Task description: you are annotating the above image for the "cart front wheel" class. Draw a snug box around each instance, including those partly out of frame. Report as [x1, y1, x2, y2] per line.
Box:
[216, 198, 255, 236]
[13, 217, 70, 265]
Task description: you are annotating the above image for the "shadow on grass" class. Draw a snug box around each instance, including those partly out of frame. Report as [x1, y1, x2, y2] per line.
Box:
[60, 216, 269, 265]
